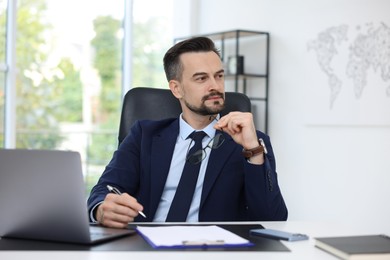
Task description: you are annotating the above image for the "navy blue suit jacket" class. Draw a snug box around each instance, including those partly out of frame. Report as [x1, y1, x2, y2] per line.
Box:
[87, 118, 288, 222]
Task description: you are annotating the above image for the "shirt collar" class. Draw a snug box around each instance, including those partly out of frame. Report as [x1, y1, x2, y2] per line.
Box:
[179, 114, 219, 140]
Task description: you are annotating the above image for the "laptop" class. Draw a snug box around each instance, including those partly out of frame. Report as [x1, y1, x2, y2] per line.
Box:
[0, 149, 135, 244]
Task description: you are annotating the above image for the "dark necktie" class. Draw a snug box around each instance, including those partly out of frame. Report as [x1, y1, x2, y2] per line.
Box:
[166, 131, 206, 222]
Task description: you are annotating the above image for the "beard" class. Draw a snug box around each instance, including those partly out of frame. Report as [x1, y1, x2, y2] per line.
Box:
[184, 92, 225, 116]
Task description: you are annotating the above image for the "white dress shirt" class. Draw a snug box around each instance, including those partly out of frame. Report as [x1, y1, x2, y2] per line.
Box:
[153, 114, 218, 222]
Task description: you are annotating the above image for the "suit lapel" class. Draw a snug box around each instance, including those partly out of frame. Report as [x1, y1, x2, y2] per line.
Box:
[149, 120, 179, 216]
[200, 131, 236, 208]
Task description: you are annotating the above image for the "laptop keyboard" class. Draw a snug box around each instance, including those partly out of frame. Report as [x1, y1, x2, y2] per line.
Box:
[89, 226, 135, 241]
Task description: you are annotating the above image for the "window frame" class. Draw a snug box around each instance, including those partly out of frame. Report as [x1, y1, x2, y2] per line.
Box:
[2, 0, 134, 148]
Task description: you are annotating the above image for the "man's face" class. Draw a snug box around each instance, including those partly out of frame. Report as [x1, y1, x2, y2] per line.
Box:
[176, 51, 225, 116]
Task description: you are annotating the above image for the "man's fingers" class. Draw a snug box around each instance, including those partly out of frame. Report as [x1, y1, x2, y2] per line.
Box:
[118, 193, 144, 213]
[98, 203, 134, 228]
[98, 193, 143, 228]
[102, 207, 134, 223]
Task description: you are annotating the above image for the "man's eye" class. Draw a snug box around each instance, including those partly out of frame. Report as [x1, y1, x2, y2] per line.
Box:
[215, 74, 224, 80]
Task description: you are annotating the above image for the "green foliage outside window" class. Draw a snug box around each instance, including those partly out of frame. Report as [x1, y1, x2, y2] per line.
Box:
[0, 0, 84, 149]
[14, 0, 62, 149]
[1, 0, 172, 194]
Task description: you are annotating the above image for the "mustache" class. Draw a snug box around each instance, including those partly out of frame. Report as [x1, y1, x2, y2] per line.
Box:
[202, 92, 224, 102]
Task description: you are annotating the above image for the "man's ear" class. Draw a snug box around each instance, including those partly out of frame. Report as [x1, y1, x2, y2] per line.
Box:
[169, 80, 183, 99]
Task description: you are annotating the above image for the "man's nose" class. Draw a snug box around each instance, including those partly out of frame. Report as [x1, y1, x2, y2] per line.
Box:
[208, 77, 223, 91]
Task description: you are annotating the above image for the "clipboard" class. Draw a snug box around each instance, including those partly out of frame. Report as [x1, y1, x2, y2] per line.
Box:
[136, 225, 254, 249]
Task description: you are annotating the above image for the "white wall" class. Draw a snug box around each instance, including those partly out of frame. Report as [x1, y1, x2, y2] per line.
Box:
[173, 0, 390, 223]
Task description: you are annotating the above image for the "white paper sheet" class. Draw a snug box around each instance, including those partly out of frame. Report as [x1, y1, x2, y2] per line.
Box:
[136, 225, 253, 248]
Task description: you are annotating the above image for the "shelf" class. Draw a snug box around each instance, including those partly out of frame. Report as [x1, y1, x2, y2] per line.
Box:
[225, 73, 267, 79]
[176, 29, 269, 42]
[249, 97, 267, 101]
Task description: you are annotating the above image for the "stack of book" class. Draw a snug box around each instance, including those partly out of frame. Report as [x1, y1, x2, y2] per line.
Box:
[314, 234, 390, 259]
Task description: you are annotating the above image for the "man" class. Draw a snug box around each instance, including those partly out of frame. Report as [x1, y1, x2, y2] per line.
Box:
[87, 37, 288, 228]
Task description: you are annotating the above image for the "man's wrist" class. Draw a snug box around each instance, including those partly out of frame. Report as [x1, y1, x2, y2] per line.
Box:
[242, 138, 267, 159]
[90, 202, 103, 223]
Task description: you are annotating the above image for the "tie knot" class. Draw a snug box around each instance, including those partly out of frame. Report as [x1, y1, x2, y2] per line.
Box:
[189, 131, 206, 142]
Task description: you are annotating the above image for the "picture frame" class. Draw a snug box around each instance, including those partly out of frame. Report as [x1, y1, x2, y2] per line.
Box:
[227, 55, 244, 75]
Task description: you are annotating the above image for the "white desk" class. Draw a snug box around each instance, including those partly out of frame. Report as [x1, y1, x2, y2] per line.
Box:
[1, 221, 389, 260]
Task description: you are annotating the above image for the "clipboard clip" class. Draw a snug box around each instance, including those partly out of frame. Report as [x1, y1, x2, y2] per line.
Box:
[182, 239, 225, 246]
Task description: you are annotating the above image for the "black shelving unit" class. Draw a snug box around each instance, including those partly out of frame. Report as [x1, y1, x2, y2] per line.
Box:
[175, 29, 270, 133]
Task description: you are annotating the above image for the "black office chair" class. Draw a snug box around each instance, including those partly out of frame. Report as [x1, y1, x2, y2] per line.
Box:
[118, 87, 251, 144]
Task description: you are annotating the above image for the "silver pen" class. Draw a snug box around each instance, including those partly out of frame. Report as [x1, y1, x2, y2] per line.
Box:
[106, 184, 147, 218]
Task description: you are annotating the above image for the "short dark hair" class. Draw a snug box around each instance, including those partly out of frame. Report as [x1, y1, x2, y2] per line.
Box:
[163, 36, 220, 82]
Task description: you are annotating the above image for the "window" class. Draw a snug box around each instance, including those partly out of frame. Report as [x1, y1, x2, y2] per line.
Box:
[0, 0, 6, 148]
[132, 0, 173, 88]
[2, 0, 173, 196]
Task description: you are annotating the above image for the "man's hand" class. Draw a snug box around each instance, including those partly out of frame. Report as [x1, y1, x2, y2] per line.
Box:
[96, 193, 144, 228]
[214, 112, 264, 164]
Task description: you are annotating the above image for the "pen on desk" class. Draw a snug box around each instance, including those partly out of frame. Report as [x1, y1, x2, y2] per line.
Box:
[106, 184, 147, 218]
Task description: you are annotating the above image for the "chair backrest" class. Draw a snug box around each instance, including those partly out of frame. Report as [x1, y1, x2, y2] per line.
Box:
[118, 87, 251, 144]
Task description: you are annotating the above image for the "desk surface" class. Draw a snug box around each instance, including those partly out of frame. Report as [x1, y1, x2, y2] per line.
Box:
[1, 221, 389, 260]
